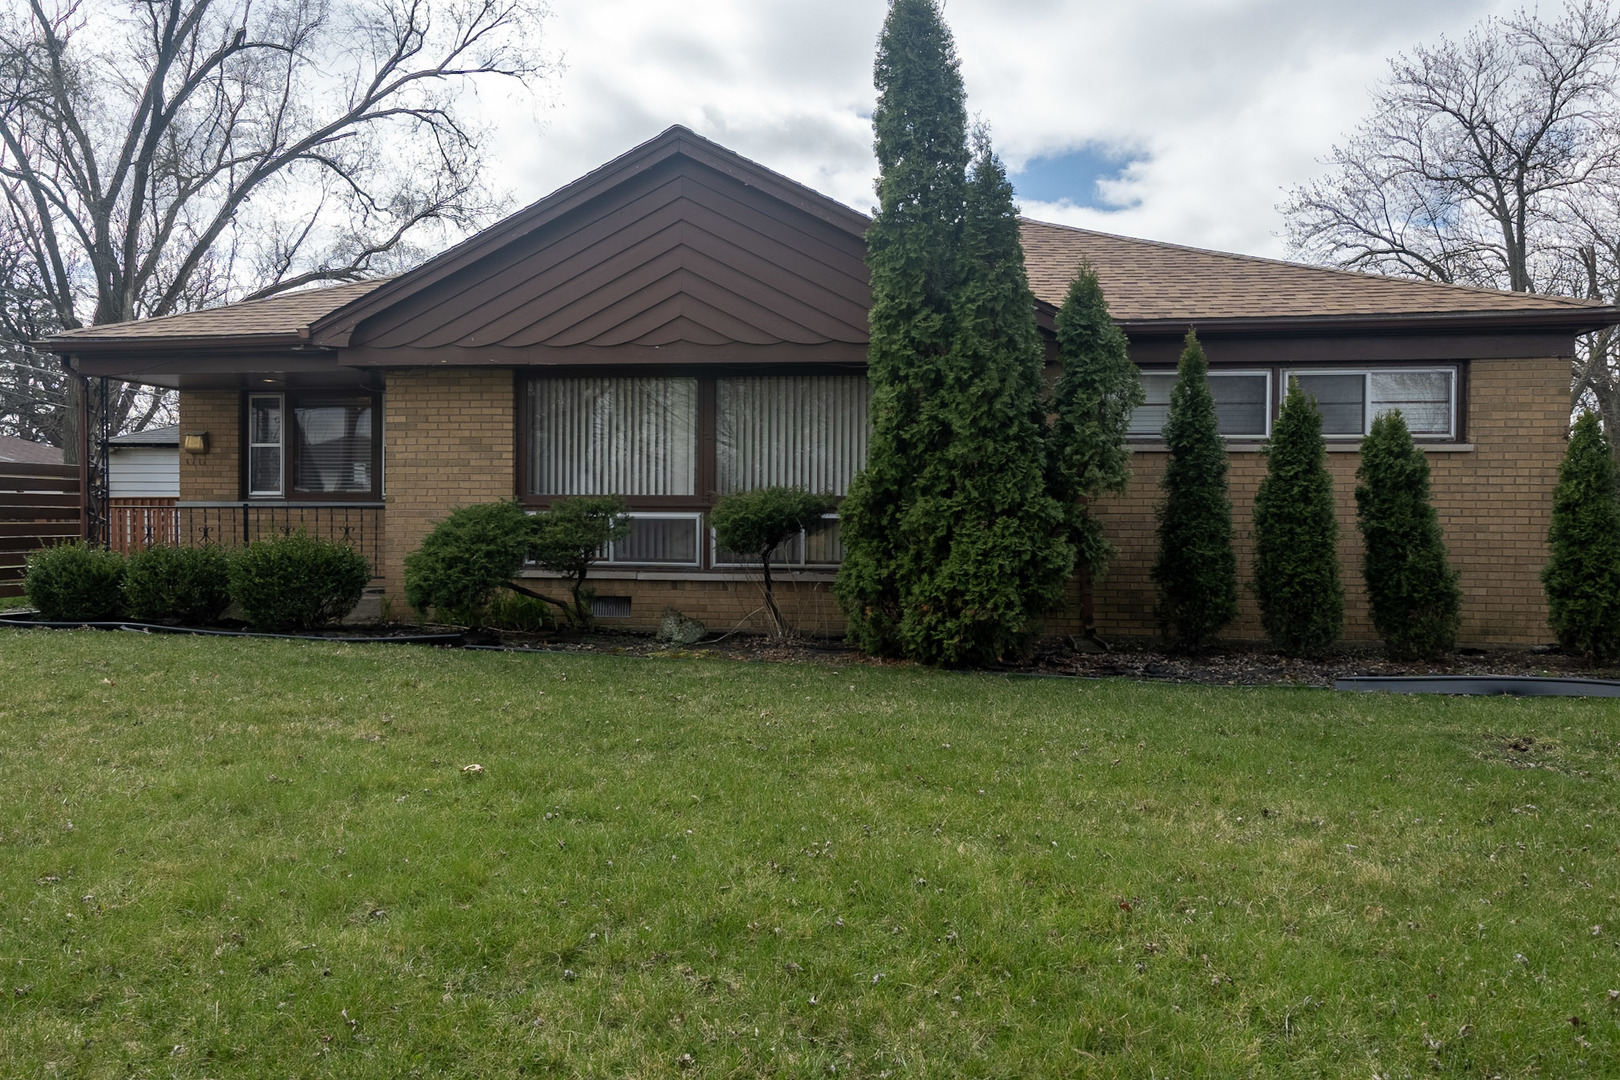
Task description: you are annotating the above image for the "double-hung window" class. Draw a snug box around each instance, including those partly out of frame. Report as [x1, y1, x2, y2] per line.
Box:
[1286, 369, 1456, 438]
[245, 393, 380, 499]
[1129, 370, 1271, 439]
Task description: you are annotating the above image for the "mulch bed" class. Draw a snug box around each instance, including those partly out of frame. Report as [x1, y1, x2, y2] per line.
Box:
[470, 627, 1614, 688]
[7, 608, 1609, 688]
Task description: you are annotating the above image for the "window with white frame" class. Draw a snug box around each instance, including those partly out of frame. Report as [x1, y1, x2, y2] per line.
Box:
[247, 393, 378, 498]
[1129, 370, 1271, 439]
[606, 512, 702, 566]
[248, 395, 283, 496]
[713, 513, 844, 568]
[1287, 369, 1455, 438]
[527, 377, 698, 496]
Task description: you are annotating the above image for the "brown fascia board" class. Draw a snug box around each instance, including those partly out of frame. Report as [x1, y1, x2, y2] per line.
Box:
[1115, 305, 1620, 338]
[44, 332, 315, 354]
[305, 126, 875, 349]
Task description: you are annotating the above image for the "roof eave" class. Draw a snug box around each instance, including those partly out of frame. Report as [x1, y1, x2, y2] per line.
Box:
[1116, 306, 1620, 337]
[42, 333, 328, 355]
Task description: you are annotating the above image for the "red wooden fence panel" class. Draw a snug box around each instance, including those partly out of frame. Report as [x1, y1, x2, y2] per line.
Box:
[0, 462, 82, 598]
[108, 499, 179, 554]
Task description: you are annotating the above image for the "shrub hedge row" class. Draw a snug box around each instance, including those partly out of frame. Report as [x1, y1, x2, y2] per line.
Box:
[23, 533, 370, 630]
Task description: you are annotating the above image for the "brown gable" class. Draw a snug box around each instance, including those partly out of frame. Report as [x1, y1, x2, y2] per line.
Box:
[312, 126, 872, 365]
[1020, 219, 1603, 324]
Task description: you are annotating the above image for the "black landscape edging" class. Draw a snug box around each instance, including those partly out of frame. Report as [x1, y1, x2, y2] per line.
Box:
[0, 614, 464, 646]
[1335, 674, 1620, 698]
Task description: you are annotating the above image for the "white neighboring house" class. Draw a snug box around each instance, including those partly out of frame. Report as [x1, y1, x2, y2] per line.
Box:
[108, 425, 179, 551]
[109, 425, 179, 498]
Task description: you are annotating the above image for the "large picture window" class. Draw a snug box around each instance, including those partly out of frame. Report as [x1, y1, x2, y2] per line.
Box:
[716, 375, 870, 495]
[246, 393, 379, 499]
[1129, 371, 1271, 439]
[527, 377, 698, 496]
[522, 370, 869, 570]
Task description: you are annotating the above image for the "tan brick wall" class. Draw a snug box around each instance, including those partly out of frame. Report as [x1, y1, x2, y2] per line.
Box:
[527, 574, 846, 637]
[177, 389, 240, 502]
[1069, 355, 1566, 646]
[383, 368, 514, 606]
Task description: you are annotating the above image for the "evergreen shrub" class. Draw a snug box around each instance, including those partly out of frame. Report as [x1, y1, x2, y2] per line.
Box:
[123, 544, 231, 624]
[23, 541, 126, 622]
[228, 532, 371, 631]
[1151, 330, 1237, 649]
[1355, 410, 1462, 660]
[404, 500, 535, 618]
[1541, 411, 1620, 662]
[1252, 379, 1342, 656]
[711, 486, 836, 636]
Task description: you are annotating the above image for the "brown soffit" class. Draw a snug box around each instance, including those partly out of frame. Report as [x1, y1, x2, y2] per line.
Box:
[304, 125, 874, 349]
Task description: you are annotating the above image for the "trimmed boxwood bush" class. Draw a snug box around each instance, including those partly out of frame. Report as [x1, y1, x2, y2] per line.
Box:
[124, 544, 231, 624]
[24, 541, 126, 622]
[228, 532, 371, 631]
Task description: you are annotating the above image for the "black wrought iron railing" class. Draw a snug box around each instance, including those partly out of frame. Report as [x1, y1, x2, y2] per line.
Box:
[175, 501, 384, 576]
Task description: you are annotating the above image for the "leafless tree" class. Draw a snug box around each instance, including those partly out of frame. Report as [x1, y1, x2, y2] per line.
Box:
[0, 0, 553, 456]
[1281, 0, 1620, 434]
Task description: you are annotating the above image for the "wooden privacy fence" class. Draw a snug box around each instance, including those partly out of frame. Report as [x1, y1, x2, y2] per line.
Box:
[108, 498, 180, 554]
[0, 462, 82, 598]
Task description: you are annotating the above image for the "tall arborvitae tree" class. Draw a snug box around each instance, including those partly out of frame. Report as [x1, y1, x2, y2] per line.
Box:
[1356, 410, 1462, 660]
[1047, 263, 1143, 636]
[1542, 411, 1620, 663]
[836, 0, 970, 656]
[1252, 379, 1343, 657]
[1152, 331, 1237, 649]
[894, 135, 1072, 665]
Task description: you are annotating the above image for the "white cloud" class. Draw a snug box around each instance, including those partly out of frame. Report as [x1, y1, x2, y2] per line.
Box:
[482, 0, 1522, 258]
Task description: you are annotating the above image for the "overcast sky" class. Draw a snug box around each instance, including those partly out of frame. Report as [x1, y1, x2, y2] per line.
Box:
[483, 0, 1520, 260]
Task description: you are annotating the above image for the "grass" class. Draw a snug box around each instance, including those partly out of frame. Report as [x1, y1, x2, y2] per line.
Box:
[0, 632, 1617, 1078]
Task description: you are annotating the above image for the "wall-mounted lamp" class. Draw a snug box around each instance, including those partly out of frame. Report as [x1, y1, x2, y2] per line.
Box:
[182, 431, 209, 454]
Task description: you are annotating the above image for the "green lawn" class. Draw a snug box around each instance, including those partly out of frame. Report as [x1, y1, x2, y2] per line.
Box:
[0, 632, 1617, 1078]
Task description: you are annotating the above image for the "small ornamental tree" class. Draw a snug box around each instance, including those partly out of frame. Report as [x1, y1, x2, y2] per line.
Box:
[530, 496, 632, 628]
[1252, 379, 1342, 657]
[1047, 262, 1143, 636]
[1356, 410, 1462, 660]
[1151, 330, 1237, 649]
[711, 486, 836, 637]
[1541, 411, 1620, 663]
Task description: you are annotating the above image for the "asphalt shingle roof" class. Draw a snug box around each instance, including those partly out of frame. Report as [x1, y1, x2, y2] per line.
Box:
[1018, 219, 1600, 321]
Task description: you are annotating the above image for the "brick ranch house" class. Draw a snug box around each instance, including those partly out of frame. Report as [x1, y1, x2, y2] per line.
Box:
[43, 126, 1620, 644]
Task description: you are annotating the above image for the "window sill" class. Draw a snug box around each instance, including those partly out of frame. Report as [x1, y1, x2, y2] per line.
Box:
[520, 567, 839, 584]
[1129, 441, 1474, 454]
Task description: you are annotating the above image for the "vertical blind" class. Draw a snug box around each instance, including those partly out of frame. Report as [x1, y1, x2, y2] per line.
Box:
[716, 375, 871, 495]
[528, 377, 698, 496]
